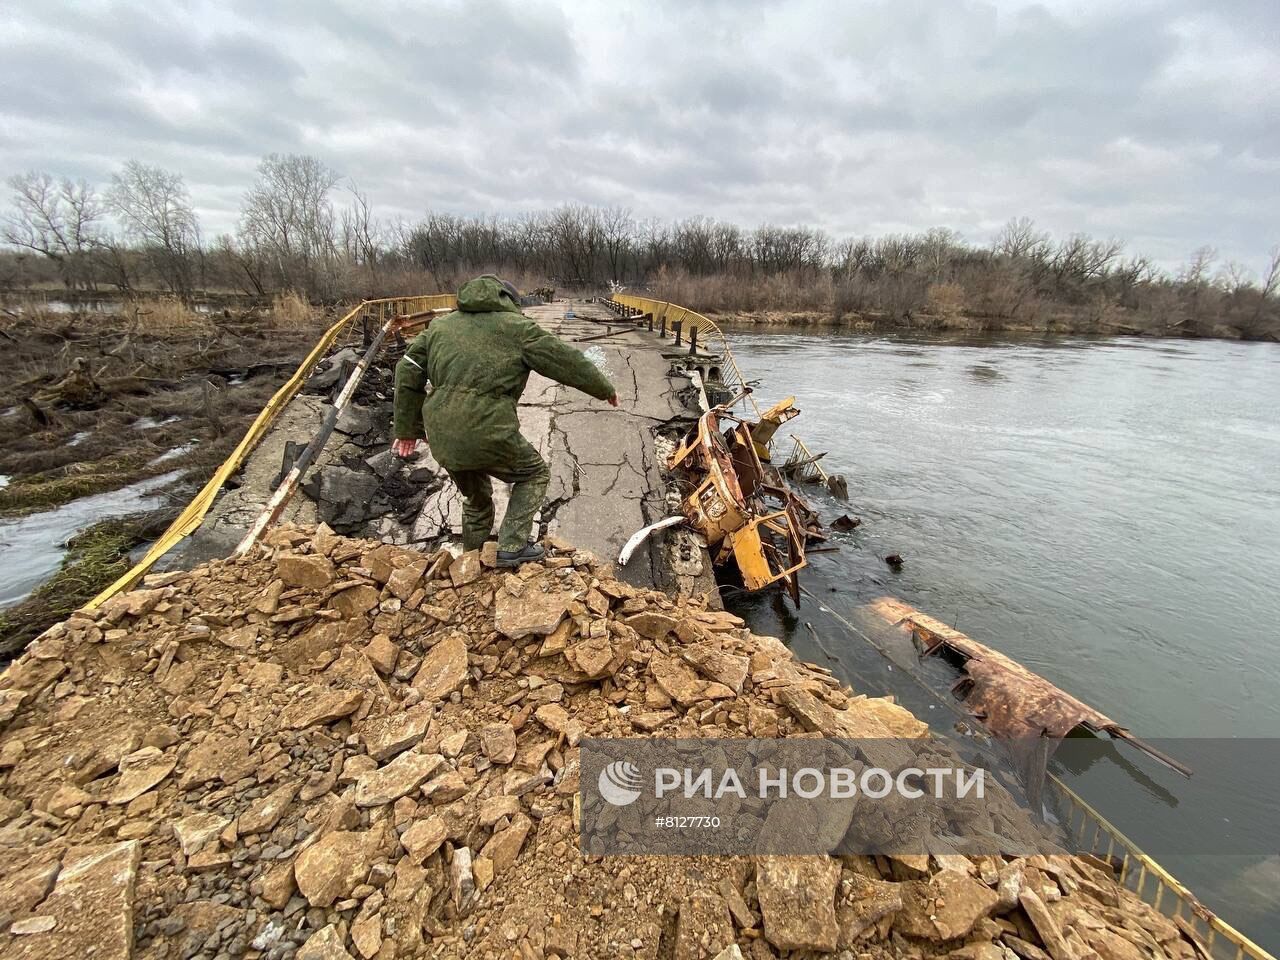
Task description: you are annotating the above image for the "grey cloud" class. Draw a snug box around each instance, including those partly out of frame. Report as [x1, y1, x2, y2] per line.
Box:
[0, 0, 1276, 273]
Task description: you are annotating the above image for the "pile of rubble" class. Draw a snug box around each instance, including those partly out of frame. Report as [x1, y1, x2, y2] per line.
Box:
[0, 526, 1206, 960]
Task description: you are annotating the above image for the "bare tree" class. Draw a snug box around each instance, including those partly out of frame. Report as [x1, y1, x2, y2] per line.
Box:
[238, 154, 340, 293]
[3, 172, 104, 289]
[340, 182, 383, 280]
[599, 206, 634, 283]
[994, 217, 1051, 261]
[107, 160, 201, 297]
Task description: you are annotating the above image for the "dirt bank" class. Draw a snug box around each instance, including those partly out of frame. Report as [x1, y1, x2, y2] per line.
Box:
[0, 526, 1209, 960]
[714, 309, 1272, 340]
[0, 300, 336, 653]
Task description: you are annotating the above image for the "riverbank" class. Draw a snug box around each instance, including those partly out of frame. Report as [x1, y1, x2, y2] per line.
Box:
[0, 527, 1216, 959]
[712, 308, 1278, 341]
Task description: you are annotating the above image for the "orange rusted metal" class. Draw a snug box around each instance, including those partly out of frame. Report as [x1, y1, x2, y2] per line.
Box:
[668, 401, 821, 604]
[865, 597, 1191, 776]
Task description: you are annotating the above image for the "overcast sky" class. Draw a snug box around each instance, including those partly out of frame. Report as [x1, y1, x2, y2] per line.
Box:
[2, 0, 1277, 273]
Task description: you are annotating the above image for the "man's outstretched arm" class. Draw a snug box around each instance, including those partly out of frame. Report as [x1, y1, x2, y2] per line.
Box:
[519, 321, 618, 403]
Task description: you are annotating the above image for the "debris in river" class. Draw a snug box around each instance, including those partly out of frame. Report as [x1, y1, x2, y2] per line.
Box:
[864, 597, 1192, 779]
[832, 514, 862, 532]
[884, 553, 905, 569]
[667, 395, 824, 603]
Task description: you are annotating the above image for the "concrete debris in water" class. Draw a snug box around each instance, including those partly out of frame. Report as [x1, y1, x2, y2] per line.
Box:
[0, 524, 1214, 959]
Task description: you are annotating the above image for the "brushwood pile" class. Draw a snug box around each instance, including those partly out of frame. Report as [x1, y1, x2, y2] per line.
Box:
[0, 525, 1208, 960]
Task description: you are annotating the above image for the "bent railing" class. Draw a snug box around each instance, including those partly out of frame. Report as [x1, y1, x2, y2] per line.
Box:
[1048, 775, 1275, 960]
[782, 434, 830, 486]
[87, 293, 455, 607]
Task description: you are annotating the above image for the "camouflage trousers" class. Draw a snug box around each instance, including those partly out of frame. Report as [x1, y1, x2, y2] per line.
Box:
[446, 440, 550, 552]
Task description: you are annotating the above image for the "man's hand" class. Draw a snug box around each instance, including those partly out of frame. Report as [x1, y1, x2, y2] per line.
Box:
[608, 394, 620, 407]
[392, 438, 420, 458]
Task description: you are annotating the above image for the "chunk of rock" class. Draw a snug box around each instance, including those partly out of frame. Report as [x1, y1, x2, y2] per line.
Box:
[479, 813, 531, 875]
[178, 733, 254, 789]
[480, 723, 517, 764]
[478, 795, 522, 826]
[278, 554, 336, 590]
[0, 860, 60, 915]
[331, 584, 381, 619]
[449, 551, 481, 587]
[494, 586, 573, 638]
[295, 831, 384, 908]
[450, 846, 475, 911]
[351, 913, 382, 959]
[565, 634, 614, 679]
[681, 644, 750, 694]
[355, 751, 445, 807]
[173, 813, 231, 856]
[359, 705, 433, 761]
[650, 654, 705, 705]
[757, 855, 841, 953]
[282, 688, 364, 729]
[362, 634, 400, 675]
[675, 889, 736, 960]
[108, 747, 176, 805]
[896, 870, 1000, 941]
[8, 841, 140, 960]
[238, 780, 301, 835]
[625, 611, 678, 639]
[412, 633, 469, 700]
[1018, 890, 1072, 960]
[837, 872, 903, 944]
[401, 815, 447, 863]
[533, 703, 570, 735]
[297, 923, 356, 960]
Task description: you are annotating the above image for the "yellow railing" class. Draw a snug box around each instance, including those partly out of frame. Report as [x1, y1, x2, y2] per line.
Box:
[1048, 775, 1275, 960]
[86, 293, 455, 608]
[783, 435, 830, 486]
[612, 294, 763, 418]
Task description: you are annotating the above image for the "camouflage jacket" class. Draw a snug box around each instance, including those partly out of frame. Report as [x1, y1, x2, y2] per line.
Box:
[393, 275, 615, 472]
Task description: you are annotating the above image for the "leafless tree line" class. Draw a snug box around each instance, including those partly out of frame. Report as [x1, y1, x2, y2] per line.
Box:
[3, 155, 1278, 339]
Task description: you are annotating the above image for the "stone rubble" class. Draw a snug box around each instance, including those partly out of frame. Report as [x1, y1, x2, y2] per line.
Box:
[0, 523, 1217, 960]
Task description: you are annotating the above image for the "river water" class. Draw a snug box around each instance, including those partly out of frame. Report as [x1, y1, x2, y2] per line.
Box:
[722, 328, 1280, 948]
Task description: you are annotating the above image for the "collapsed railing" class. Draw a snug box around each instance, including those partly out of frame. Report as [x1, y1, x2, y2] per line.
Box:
[1048, 776, 1274, 960]
[605, 295, 833, 478]
[86, 293, 456, 608]
[782, 434, 830, 486]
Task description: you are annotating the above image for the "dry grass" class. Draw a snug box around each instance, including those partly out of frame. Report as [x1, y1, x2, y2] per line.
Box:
[270, 291, 315, 330]
[125, 298, 214, 333]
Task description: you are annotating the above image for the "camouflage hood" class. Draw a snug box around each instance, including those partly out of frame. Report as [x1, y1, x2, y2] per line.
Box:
[457, 275, 522, 314]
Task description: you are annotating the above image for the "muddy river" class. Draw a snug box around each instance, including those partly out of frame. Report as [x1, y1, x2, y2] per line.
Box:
[723, 329, 1280, 949]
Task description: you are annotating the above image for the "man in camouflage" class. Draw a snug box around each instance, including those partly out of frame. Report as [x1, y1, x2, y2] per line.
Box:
[393, 275, 617, 567]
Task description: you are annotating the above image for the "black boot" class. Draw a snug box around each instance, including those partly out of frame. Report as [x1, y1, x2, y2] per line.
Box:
[496, 542, 545, 568]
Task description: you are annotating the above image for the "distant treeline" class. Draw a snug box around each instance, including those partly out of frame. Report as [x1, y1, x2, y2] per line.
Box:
[3, 154, 1278, 340]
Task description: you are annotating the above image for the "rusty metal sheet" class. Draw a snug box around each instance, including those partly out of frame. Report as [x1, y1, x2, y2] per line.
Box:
[865, 597, 1191, 776]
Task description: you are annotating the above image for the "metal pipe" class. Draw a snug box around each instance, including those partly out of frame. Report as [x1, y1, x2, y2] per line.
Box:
[234, 311, 397, 555]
